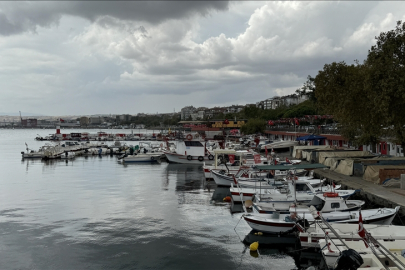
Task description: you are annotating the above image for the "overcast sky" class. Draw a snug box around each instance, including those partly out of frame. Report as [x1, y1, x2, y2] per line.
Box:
[1, 1, 404, 116]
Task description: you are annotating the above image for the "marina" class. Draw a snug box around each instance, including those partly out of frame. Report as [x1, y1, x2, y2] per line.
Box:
[3, 128, 405, 269]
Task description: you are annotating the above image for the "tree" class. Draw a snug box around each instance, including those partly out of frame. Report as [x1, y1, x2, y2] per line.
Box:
[314, 61, 382, 149]
[240, 119, 266, 134]
[366, 20, 405, 155]
[296, 75, 316, 102]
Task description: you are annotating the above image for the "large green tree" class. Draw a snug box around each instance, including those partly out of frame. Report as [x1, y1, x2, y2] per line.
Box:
[314, 61, 382, 148]
[240, 118, 266, 134]
[366, 20, 405, 155]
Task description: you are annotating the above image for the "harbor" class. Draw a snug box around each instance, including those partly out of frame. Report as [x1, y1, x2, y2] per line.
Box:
[3, 128, 405, 270]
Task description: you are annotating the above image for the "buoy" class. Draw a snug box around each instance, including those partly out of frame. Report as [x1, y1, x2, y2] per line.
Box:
[250, 250, 259, 258]
[245, 200, 253, 208]
[250, 241, 259, 251]
[223, 196, 231, 202]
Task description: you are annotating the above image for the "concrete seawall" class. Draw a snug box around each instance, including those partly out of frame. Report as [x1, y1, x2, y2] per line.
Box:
[314, 168, 405, 217]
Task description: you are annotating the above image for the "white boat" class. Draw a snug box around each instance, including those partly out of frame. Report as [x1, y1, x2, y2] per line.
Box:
[298, 222, 405, 248]
[203, 149, 269, 180]
[261, 140, 298, 151]
[119, 153, 162, 163]
[60, 151, 75, 159]
[319, 237, 405, 269]
[252, 193, 364, 215]
[163, 134, 214, 164]
[230, 180, 342, 203]
[21, 143, 46, 158]
[254, 181, 356, 203]
[243, 206, 400, 234]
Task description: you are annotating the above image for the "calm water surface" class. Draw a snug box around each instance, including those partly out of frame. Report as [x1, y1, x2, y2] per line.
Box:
[0, 129, 324, 269]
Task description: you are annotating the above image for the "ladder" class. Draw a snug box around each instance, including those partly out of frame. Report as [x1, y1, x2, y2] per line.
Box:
[366, 233, 405, 270]
[315, 215, 349, 252]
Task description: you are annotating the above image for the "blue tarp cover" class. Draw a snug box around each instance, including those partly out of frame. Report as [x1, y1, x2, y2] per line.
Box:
[296, 134, 326, 141]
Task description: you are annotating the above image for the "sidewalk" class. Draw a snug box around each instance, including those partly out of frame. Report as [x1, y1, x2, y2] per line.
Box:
[314, 169, 405, 216]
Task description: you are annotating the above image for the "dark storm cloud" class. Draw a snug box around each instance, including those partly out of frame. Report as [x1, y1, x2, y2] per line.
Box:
[0, 1, 229, 35]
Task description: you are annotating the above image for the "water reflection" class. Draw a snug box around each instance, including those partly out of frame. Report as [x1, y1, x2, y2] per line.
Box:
[210, 186, 230, 202]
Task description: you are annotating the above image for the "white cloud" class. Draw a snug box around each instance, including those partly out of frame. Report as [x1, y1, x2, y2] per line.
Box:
[1, 1, 405, 115]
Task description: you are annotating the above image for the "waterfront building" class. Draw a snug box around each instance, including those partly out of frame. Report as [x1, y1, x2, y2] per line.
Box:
[180, 106, 196, 120]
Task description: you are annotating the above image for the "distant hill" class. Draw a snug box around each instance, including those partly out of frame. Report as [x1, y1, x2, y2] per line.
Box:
[0, 112, 44, 117]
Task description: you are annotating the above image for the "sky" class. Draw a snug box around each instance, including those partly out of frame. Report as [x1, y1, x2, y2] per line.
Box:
[1, 1, 405, 116]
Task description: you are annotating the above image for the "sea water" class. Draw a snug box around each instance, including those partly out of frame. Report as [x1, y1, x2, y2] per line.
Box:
[0, 129, 324, 269]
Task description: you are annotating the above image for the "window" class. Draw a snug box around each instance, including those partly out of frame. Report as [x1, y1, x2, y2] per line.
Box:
[184, 141, 203, 147]
[296, 184, 310, 191]
[331, 203, 340, 209]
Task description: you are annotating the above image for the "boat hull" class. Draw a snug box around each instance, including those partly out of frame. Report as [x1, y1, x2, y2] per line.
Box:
[164, 151, 212, 165]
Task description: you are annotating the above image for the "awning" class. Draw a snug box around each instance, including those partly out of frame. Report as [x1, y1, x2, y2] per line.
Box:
[296, 134, 326, 141]
[255, 163, 329, 171]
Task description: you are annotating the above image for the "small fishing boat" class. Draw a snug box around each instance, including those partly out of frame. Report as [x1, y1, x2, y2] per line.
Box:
[298, 222, 405, 248]
[243, 206, 400, 234]
[119, 153, 162, 163]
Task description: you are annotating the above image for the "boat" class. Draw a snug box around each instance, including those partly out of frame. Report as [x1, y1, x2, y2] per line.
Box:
[21, 144, 45, 158]
[298, 222, 405, 248]
[261, 140, 298, 151]
[319, 234, 405, 269]
[314, 211, 405, 270]
[230, 179, 343, 203]
[119, 153, 162, 163]
[253, 193, 365, 214]
[243, 206, 400, 234]
[163, 133, 215, 164]
[202, 149, 269, 180]
[254, 181, 356, 203]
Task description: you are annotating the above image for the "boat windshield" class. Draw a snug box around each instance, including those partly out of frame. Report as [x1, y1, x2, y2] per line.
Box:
[184, 141, 203, 147]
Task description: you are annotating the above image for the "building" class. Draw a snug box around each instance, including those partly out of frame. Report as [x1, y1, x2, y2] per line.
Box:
[225, 105, 244, 113]
[90, 117, 102, 125]
[80, 117, 89, 127]
[256, 93, 310, 110]
[21, 118, 37, 127]
[116, 114, 132, 123]
[181, 106, 196, 120]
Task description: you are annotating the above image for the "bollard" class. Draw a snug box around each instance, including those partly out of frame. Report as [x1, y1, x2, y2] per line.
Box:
[401, 174, 405, 190]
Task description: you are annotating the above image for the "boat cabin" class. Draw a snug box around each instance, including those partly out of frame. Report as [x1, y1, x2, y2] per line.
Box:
[174, 138, 206, 157]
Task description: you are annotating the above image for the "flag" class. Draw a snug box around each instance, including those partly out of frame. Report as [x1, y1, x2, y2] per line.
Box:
[332, 181, 336, 189]
[265, 146, 268, 157]
[228, 154, 235, 164]
[60, 118, 65, 122]
[358, 210, 369, 248]
[294, 118, 299, 126]
[254, 154, 261, 164]
[286, 157, 291, 164]
[274, 159, 277, 165]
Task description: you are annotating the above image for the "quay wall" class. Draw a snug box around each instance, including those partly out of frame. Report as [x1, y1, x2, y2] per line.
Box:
[314, 169, 405, 217]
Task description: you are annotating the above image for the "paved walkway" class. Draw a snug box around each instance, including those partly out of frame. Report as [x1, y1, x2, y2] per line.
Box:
[314, 169, 405, 216]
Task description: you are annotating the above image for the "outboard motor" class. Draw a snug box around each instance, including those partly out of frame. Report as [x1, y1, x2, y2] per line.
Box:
[334, 249, 363, 270]
[296, 219, 310, 230]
